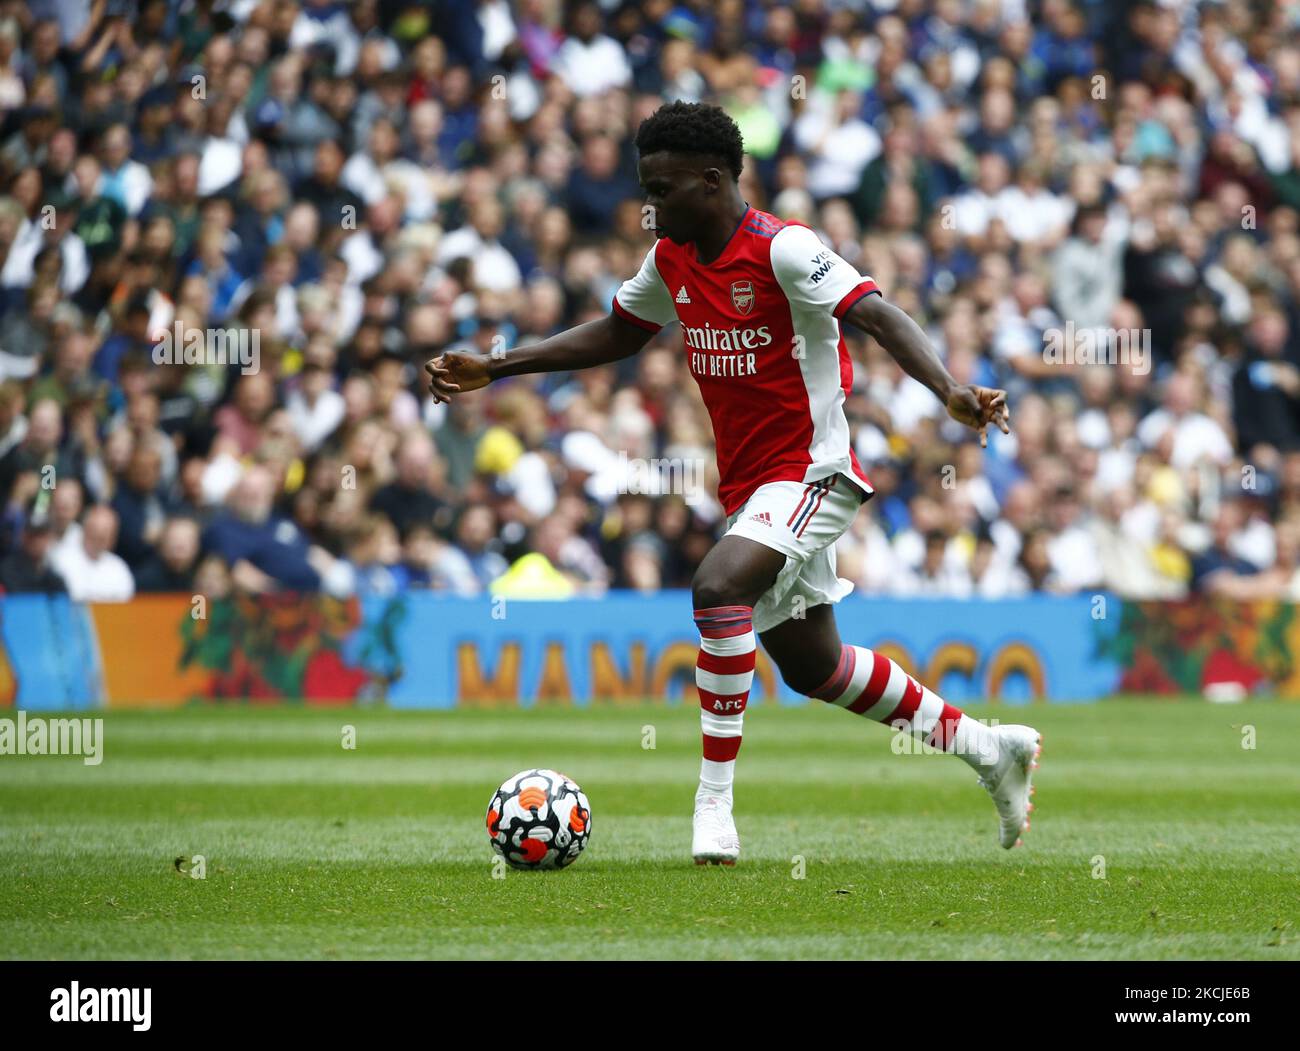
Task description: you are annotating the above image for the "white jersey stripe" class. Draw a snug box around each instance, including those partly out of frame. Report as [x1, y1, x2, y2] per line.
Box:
[767, 226, 877, 501]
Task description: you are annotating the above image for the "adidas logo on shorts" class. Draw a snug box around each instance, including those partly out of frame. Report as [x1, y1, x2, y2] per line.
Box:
[749, 511, 772, 526]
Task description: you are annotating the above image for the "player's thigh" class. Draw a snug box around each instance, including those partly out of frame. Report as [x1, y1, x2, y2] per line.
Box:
[759, 602, 843, 694]
[691, 533, 787, 610]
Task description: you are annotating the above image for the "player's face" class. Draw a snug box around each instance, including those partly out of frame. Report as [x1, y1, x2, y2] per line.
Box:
[637, 152, 718, 245]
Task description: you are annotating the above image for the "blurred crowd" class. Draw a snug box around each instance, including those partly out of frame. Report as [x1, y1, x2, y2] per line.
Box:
[2, 0, 1300, 603]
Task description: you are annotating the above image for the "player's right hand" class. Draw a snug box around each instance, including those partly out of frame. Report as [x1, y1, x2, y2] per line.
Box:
[946, 384, 1011, 448]
[425, 351, 492, 403]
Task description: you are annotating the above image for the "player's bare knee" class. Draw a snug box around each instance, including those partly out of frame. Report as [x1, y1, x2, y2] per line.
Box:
[691, 573, 749, 613]
[777, 655, 838, 699]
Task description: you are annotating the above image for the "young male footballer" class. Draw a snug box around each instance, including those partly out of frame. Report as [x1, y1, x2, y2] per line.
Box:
[426, 102, 1041, 864]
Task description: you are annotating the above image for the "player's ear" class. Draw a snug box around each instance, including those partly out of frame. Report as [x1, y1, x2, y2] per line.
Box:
[701, 167, 722, 194]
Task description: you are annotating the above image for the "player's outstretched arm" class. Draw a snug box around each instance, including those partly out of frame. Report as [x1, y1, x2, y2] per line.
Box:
[843, 292, 1011, 447]
[424, 313, 654, 403]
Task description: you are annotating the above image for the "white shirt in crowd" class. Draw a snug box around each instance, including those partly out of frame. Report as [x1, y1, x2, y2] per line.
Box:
[339, 230, 386, 286]
[286, 387, 346, 454]
[104, 160, 154, 218]
[792, 108, 882, 200]
[1136, 409, 1234, 470]
[996, 186, 1072, 244]
[341, 152, 436, 221]
[890, 562, 974, 598]
[554, 34, 631, 97]
[477, 0, 518, 63]
[198, 136, 244, 196]
[51, 541, 135, 602]
[436, 226, 522, 293]
[0, 218, 89, 294]
[1046, 525, 1105, 591]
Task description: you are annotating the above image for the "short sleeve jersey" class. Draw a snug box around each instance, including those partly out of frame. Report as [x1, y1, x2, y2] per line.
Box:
[614, 206, 879, 514]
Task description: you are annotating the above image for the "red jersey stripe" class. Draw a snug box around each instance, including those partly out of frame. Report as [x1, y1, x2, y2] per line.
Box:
[612, 295, 663, 332]
[832, 279, 881, 320]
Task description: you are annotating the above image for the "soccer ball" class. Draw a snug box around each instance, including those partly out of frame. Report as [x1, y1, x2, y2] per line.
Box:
[485, 768, 592, 870]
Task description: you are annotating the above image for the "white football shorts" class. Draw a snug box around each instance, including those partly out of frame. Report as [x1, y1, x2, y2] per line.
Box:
[723, 473, 869, 634]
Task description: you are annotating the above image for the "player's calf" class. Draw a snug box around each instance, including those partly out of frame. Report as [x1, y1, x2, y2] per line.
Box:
[693, 603, 754, 798]
[691, 604, 753, 865]
[806, 643, 1041, 849]
[687, 538, 786, 863]
[808, 643, 1000, 771]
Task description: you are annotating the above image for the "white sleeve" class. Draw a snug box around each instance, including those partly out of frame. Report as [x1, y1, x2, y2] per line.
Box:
[612, 244, 676, 332]
[769, 224, 880, 320]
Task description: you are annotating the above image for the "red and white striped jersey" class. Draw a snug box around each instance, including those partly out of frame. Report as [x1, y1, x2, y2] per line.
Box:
[613, 205, 878, 515]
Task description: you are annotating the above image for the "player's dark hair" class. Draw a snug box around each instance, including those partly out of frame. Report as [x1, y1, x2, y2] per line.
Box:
[634, 101, 744, 180]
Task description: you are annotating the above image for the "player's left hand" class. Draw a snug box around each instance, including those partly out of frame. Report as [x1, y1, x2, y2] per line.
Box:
[946, 385, 1011, 448]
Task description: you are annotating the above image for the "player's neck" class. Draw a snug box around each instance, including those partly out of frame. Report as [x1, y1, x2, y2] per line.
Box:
[692, 194, 750, 266]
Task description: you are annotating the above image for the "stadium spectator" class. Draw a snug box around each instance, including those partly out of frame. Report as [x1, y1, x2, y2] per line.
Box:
[370, 427, 447, 537]
[1192, 502, 1265, 596]
[111, 443, 170, 570]
[0, 398, 74, 499]
[201, 465, 321, 593]
[50, 503, 133, 601]
[135, 516, 202, 593]
[0, 496, 64, 593]
[454, 504, 509, 590]
[1052, 202, 1126, 331]
[555, 2, 631, 99]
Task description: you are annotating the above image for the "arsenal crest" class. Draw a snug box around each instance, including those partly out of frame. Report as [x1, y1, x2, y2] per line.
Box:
[730, 280, 755, 315]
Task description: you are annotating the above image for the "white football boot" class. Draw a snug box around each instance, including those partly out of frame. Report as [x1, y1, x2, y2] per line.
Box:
[692, 790, 740, 865]
[978, 724, 1042, 849]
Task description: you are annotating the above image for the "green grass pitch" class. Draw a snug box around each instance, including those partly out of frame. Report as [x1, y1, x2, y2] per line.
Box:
[1, 700, 1297, 960]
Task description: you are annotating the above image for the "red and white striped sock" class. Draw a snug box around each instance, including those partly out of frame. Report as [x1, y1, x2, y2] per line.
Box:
[809, 644, 999, 772]
[694, 605, 755, 798]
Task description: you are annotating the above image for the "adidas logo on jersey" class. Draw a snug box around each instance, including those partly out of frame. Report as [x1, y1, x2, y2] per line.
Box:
[749, 511, 772, 526]
[675, 285, 691, 304]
